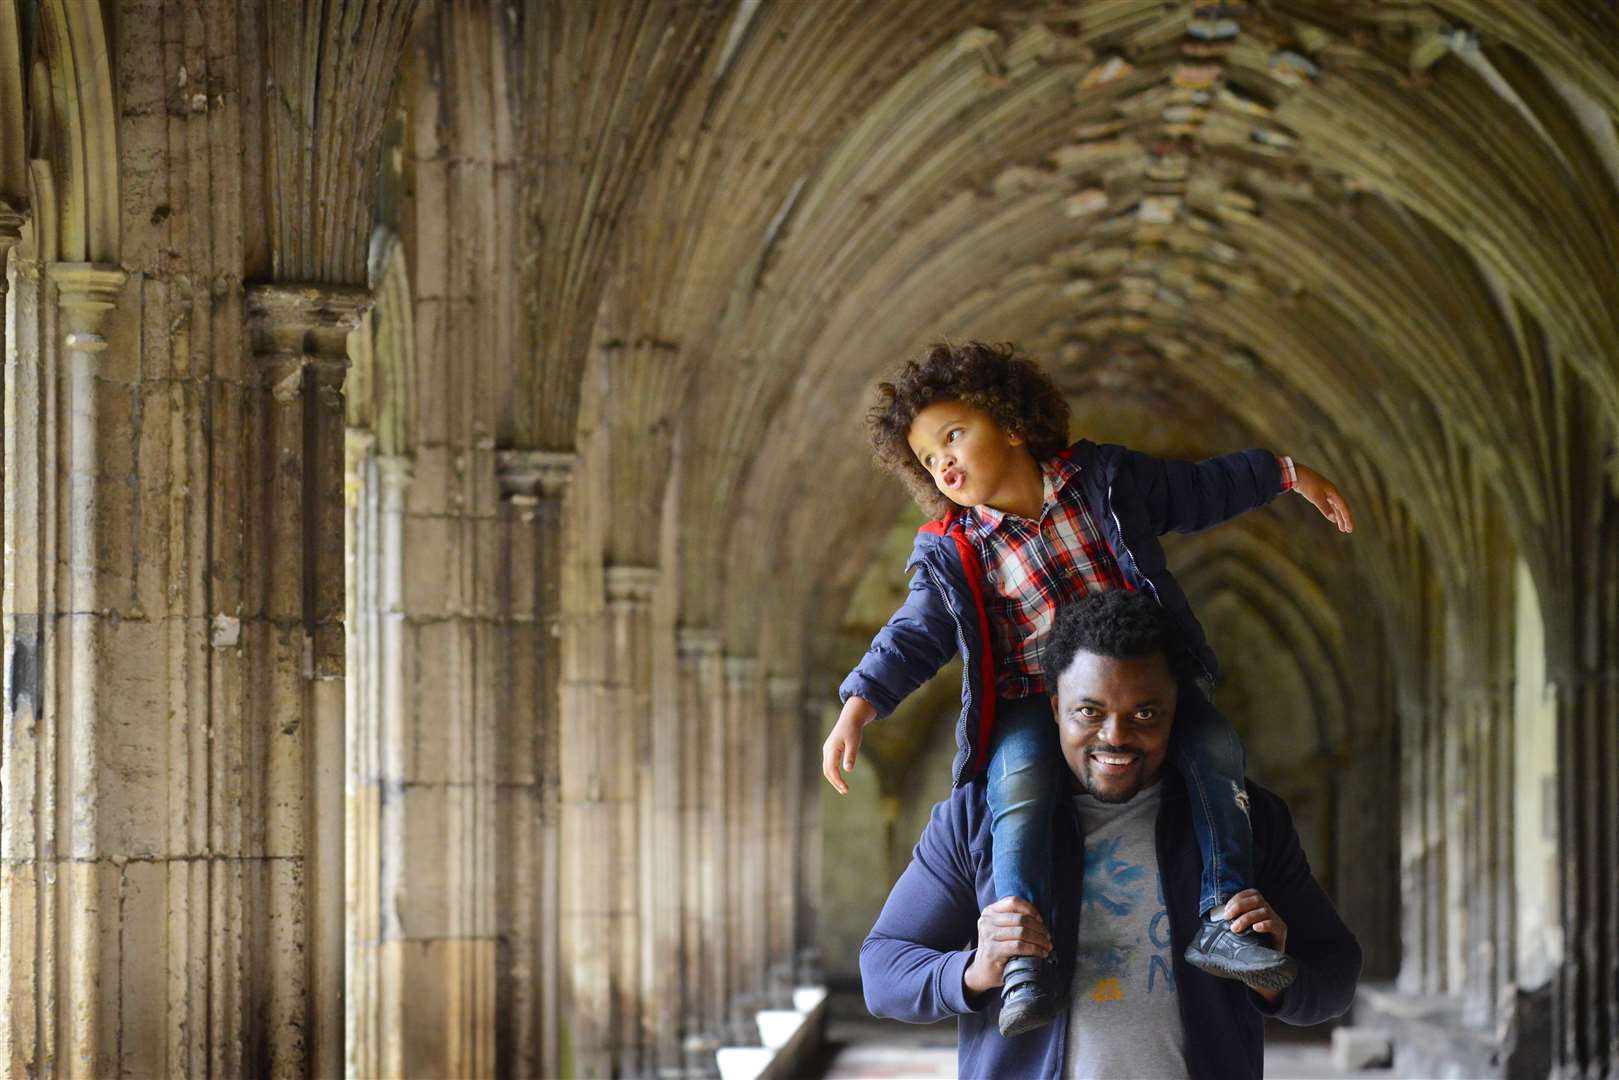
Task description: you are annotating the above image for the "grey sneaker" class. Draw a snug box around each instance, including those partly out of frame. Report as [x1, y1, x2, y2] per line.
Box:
[1183, 915, 1298, 993]
[998, 955, 1057, 1038]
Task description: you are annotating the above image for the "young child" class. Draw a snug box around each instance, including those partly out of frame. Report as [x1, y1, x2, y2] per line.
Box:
[825, 341, 1353, 1037]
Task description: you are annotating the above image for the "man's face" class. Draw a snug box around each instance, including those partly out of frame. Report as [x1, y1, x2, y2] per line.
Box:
[1052, 649, 1177, 803]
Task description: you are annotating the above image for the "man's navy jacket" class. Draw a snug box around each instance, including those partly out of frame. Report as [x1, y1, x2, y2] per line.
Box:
[860, 773, 1362, 1079]
[838, 440, 1286, 788]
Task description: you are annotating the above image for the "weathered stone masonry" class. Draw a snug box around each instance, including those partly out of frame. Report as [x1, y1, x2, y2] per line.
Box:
[2, 2, 1619, 1078]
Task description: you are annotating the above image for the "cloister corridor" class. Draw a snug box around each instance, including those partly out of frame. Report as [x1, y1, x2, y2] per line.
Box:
[2, 1, 1618, 1077]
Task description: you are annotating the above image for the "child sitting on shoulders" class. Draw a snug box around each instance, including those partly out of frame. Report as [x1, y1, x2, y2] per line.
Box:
[825, 341, 1353, 1036]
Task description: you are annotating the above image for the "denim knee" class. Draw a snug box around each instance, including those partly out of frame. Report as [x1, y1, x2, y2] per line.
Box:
[986, 697, 1060, 816]
[988, 750, 1057, 814]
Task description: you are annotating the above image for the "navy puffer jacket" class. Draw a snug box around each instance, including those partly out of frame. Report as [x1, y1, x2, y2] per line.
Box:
[838, 440, 1285, 787]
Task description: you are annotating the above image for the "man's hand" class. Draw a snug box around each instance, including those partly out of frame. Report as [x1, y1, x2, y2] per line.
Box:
[1292, 463, 1354, 534]
[963, 897, 1053, 995]
[822, 696, 878, 794]
[1222, 889, 1289, 1003]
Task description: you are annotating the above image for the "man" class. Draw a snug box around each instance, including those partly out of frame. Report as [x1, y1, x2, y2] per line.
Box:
[859, 590, 1362, 1078]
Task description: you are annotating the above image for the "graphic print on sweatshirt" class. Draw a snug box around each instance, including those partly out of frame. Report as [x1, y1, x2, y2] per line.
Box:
[1065, 783, 1186, 1076]
[1077, 834, 1176, 1002]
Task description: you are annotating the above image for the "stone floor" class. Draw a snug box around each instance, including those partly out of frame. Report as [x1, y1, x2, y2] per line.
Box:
[811, 999, 1395, 1079]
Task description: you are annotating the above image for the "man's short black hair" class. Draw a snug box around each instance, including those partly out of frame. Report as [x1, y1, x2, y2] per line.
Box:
[1041, 590, 1193, 690]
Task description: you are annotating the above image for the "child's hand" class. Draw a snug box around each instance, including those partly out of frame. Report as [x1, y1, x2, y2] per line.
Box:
[823, 696, 878, 794]
[1293, 463, 1354, 533]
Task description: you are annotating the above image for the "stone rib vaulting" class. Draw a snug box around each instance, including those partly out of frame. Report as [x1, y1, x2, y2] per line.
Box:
[0, 1, 1616, 1077]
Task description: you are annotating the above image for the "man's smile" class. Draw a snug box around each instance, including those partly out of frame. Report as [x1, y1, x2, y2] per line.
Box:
[1087, 748, 1142, 776]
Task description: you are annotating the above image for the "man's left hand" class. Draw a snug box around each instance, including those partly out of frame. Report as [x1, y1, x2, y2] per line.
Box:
[1222, 889, 1289, 1004]
[1221, 888, 1287, 951]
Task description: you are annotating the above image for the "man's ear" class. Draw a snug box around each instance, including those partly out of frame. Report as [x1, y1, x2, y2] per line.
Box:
[1049, 693, 1060, 717]
[1007, 427, 1025, 447]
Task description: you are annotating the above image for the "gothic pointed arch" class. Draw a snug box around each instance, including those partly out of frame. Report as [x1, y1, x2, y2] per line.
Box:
[15, 0, 119, 263]
[347, 227, 417, 459]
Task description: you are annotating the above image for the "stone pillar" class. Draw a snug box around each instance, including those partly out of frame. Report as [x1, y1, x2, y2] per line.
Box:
[1397, 591, 1447, 999]
[723, 654, 765, 1036]
[797, 697, 827, 972]
[495, 450, 574, 1080]
[603, 563, 657, 1075]
[620, 568, 686, 1076]
[552, 465, 624, 1080]
[767, 675, 804, 995]
[345, 426, 505, 1078]
[1552, 493, 1619, 1075]
[1440, 545, 1514, 1033]
[0, 205, 17, 578]
[0, 262, 122, 1075]
[0, 199, 18, 388]
[344, 438, 411, 1077]
[245, 283, 365, 1075]
[677, 626, 726, 1057]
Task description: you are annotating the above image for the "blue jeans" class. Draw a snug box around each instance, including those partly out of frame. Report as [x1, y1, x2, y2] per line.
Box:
[985, 682, 1252, 921]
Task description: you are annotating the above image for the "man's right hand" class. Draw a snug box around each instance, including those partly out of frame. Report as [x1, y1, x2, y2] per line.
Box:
[822, 696, 878, 794]
[963, 897, 1053, 995]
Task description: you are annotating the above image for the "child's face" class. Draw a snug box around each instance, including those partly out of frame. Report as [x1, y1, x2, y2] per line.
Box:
[905, 400, 1027, 509]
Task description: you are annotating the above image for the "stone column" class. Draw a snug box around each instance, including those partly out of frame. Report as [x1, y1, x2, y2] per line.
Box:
[723, 654, 765, 1036]
[767, 675, 804, 996]
[495, 450, 574, 1080]
[677, 626, 726, 1059]
[348, 425, 504, 1079]
[344, 437, 411, 1077]
[0, 199, 18, 389]
[59, 264, 126, 1074]
[0, 204, 18, 593]
[603, 563, 657, 1076]
[0, 262, 122, 1075]
[797, 696, 828, 974]
[1551, 494, 1619, 1075]
[616, 566, 685, 1075]
[245, 283, 366, 1075]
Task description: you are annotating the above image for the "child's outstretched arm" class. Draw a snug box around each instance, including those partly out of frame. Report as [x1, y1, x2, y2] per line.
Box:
[823, 696, 878, 795]
[1117, 447, 1354, 535]
[826, 563, 959, 794]
[1289, 461, 1354, 533]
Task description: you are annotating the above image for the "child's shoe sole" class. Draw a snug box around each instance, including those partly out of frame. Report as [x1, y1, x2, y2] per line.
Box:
[998, 986, 1058, 1037]
[1182, 946, 1298, 993]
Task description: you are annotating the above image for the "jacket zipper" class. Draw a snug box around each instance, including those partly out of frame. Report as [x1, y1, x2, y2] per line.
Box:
[1108, 485, 1215, 684]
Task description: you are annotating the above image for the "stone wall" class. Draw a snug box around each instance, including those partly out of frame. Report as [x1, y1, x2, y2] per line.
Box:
[1, 1, 1618, 1077]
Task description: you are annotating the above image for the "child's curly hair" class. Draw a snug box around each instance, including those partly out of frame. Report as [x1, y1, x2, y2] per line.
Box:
[866, 341, 1072, 517]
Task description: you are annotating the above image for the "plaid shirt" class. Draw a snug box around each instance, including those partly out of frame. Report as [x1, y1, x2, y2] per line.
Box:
[965, 454, 1296, 700]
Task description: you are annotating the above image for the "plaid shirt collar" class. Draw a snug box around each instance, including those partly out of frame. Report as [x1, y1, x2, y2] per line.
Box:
[966, 455, 1081, 538]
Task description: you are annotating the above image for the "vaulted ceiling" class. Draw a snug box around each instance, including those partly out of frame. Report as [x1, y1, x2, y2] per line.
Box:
[155, 0, 1616, 695]
[623, 1, 1619, 680]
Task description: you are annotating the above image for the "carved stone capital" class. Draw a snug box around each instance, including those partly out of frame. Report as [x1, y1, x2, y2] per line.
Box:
[767, 675, 802, 709]
[376, 454, 415, 490]
[246, 283, 372, 365]
[47, 262, 126, 353]
[604, 564, 659, 609]
[497, 450, 577, 500]
[675, 626, 723, 658]
[0, 196, 25, 256]
[724, 655, 760, 689]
